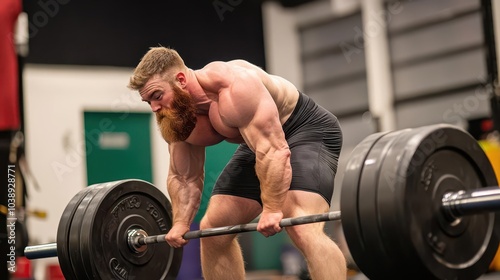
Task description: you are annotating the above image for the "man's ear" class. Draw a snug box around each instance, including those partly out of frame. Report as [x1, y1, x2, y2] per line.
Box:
[175, 72, 187, 88]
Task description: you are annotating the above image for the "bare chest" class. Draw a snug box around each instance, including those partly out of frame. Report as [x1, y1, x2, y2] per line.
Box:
[185, 104, 244, 146]
[208, 103, 244, 143]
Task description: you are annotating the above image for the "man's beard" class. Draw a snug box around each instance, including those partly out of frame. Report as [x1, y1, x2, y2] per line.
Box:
[155, 83, 197, 143]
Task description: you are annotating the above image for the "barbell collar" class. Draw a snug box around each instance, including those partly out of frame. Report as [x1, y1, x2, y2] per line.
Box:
[127, 228, 148, 253]
[442, 186, 500, 220]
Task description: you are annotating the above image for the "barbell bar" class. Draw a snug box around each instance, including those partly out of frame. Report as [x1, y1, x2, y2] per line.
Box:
[25, 211, 342, 258]
[442, 187, 500, 219]
[24, 186, 500, 256]
[178, 186, 500, 238]
[22, 124, 500, 279]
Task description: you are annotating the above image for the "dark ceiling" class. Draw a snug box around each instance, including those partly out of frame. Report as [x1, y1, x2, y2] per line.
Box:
[23, 0, 264, 68]
[22, 0, 318, 69]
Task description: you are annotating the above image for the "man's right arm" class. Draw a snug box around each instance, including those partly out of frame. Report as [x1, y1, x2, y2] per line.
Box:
[165, 141, 205, 247]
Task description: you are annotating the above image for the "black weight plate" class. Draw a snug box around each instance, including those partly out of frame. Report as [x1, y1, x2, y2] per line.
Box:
[80, 179, 182, 280]
[340, 131, 389, 272]
[377, 124, 499, 279]
[68, 184, 108, 280]
[56, 186, 94, 280]
[356, 129, 407, 279]
[78, 181, 143, 278]
[373, 127, 433, 279]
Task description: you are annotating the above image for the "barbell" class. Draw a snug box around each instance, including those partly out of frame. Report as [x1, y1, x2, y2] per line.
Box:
[24, 124, 500, 279]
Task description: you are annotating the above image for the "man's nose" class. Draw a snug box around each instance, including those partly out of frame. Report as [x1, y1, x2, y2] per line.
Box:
[150, 101, 161, 112]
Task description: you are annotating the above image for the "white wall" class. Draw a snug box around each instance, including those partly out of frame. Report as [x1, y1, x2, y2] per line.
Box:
[23, 64, 170, 278]
[263, 0, 358, 91]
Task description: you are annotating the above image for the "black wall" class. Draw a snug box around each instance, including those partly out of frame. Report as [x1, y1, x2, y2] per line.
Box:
[23, 0, 267, 69]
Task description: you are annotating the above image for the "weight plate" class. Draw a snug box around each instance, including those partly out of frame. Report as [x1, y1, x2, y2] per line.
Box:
[373, 127, 432, 279]
[377, 124, 499, 279]
[356, 129, 408, 279]
[56, 186, 94, 280]
[68, 184, 107, 280]
[340, 131, 389, 273]
[80, 179, 182, 279]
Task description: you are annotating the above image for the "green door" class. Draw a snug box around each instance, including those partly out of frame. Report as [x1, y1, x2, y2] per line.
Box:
[84, 111, 152, 185]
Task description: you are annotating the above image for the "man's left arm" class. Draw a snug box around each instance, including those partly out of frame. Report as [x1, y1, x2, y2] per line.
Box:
[217, 69, 292, 237]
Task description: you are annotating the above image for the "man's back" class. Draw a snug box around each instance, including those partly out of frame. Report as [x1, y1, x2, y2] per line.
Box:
[197, 60, 299, 125]
[185, 60, 300, 146]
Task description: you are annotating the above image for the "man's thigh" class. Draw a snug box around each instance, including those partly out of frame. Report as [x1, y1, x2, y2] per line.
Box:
[202, 194, 262, 228]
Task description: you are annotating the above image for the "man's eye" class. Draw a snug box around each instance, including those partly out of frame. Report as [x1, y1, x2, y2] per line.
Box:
[153, 93, 162, 100]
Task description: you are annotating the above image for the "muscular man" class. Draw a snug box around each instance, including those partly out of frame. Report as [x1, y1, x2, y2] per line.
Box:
[128, 47, 345, 279]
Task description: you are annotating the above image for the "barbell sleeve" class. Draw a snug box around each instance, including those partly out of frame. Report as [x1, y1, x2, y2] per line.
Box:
[135, 211, 342, 246]
[24, 243, 57, 259]
[442, 186, 500, 219]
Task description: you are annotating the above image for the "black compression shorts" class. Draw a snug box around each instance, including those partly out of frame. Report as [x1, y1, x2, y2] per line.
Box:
[212, 92, 343, 206]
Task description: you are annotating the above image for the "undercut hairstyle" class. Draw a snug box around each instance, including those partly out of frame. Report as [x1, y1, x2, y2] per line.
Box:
[128, 47, 186, 90]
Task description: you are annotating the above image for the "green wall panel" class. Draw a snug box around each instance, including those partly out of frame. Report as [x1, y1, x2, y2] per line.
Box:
[84, 111, 152, 185]
[194, 142, 238, 222]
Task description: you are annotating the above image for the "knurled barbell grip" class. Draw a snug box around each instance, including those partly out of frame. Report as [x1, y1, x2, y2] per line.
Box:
[135, 211, 342, 246]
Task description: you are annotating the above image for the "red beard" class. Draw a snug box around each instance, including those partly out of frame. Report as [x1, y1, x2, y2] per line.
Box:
[155, 84, 197, 143]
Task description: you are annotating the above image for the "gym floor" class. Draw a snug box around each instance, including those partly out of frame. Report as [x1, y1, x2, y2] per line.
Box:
[347, 271, 500, 280]
[241, 270, 500, 279]
[479, 272, 500, 279]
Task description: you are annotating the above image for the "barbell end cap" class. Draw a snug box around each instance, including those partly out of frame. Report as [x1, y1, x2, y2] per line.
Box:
[24, 243, 58, 259]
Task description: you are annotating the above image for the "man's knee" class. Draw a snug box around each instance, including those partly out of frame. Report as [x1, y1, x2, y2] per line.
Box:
[199, 215, 211, 230]
[286, 224, 326, 249]
[199, 217, 237, 247]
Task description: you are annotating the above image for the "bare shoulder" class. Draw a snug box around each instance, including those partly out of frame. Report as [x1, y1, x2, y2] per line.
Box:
[227, 60, 270, 77]
[199, 60, 263, 77]
[195, 60, 264, 92]
[227, 59, 262, 68]
[194, 62, 233, 93]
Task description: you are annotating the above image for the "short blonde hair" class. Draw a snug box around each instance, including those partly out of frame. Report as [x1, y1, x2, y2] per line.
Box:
[128, 47, 186, 90]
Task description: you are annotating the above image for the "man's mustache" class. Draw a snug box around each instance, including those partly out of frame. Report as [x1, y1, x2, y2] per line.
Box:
[156, 108, 168, 119]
